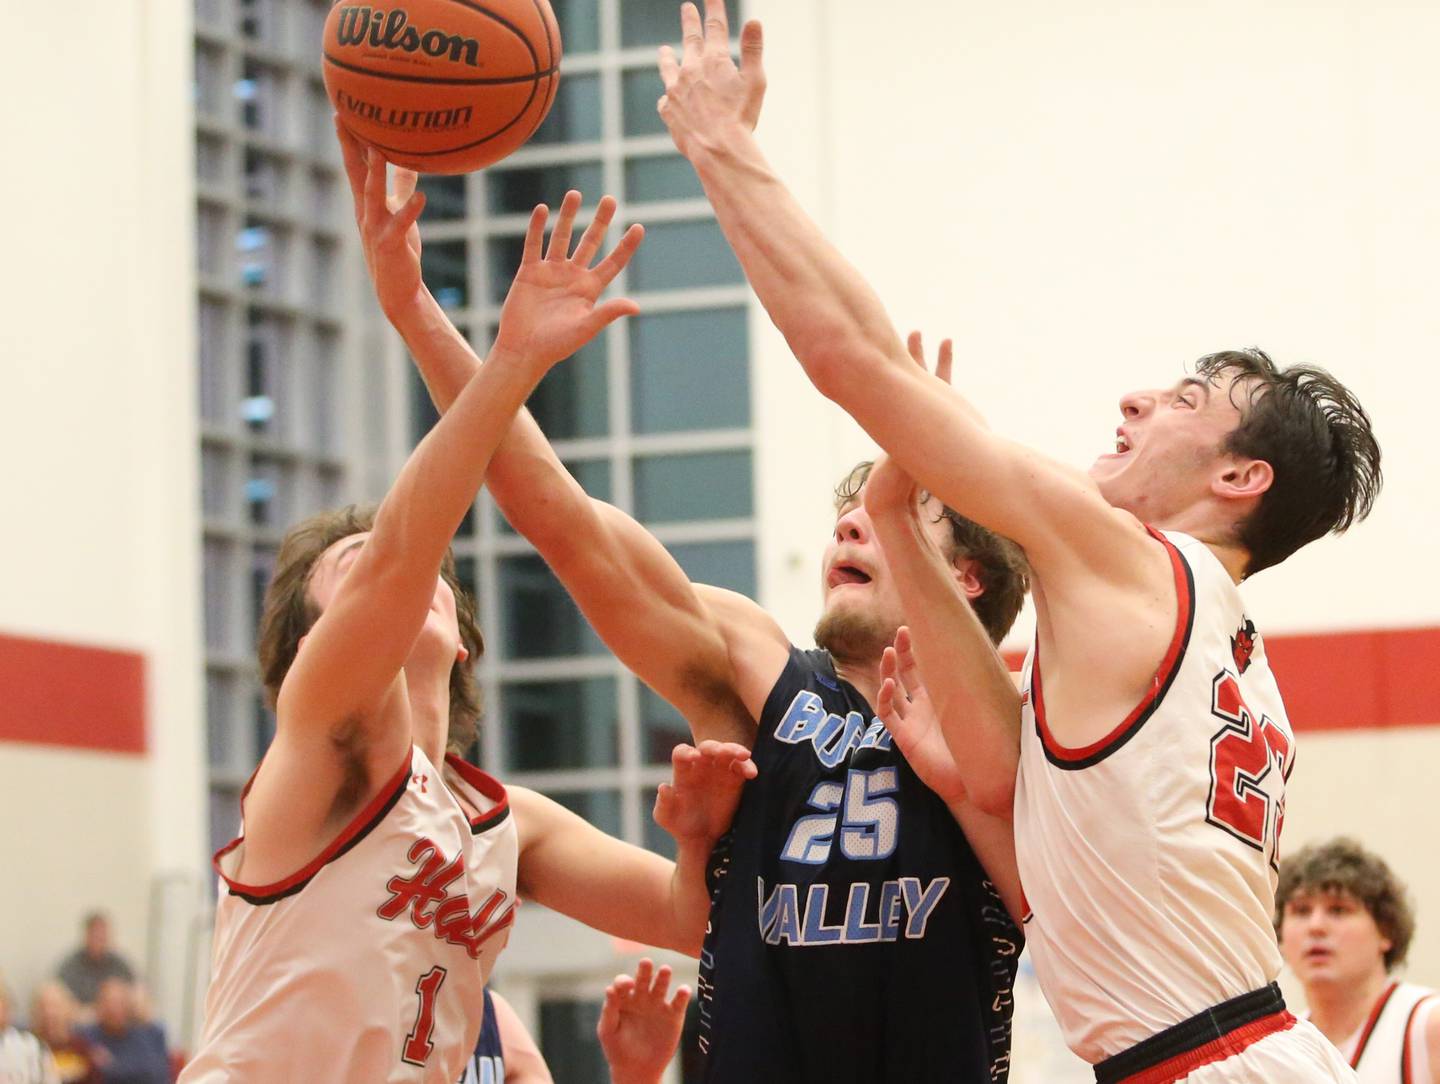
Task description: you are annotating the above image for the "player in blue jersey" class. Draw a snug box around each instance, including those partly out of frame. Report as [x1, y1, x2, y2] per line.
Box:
[353, 149, 1032, 1076]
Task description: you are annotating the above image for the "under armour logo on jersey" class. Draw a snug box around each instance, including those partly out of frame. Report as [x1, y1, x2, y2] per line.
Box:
[1231, 618, 1258, 674]
[377, 838, 515, 958]
[411, 773, 429, 793]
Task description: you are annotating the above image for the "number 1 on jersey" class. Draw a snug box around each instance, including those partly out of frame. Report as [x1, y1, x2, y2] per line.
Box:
[402, 966, 448, 1066]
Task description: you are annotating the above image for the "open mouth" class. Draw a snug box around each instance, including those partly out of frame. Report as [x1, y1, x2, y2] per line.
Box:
[1113, 430, 1133, 455]
[828, 564, 872, 589]
[1303, 946, 1333, 963]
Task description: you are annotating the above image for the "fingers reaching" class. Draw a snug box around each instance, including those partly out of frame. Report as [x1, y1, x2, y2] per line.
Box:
[521, 203, 549, 264]
[907, 331, 926, 369]
[740, 20, 766, 130]
[680, 2, 704, 62]
[702, 0, 730, 49]
[935, 338, 954, 385]
[545, 190, 583, 261]
[572, 195, 617, 265]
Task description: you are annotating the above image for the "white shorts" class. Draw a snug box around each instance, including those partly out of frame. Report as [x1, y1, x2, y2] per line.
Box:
[1177, 1019, 1354, 1083]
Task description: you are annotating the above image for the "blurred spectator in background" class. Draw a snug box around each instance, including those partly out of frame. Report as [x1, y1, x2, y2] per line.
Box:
[1278, 837, 1440, 1082]
[0, 972, 59, 1084]
[75, 980, 168, 1084]
[55, 915, 135, 1015]
[29, 983, 100, 1084]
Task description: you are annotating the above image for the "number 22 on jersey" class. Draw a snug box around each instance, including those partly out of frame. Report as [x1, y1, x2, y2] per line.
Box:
[1205, 671, 1293, 870]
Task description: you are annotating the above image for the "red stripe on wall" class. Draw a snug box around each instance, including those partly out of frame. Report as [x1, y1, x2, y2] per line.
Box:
[1003, 626, 1440, 732]
[1266, 627, 1440, 733]
[0, 633, 146, 754]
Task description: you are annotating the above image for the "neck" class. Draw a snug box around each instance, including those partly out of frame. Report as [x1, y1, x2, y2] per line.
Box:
[1151, 505, 1252, 583]
[831, 653, 884, 710]
[1307, 968, 1391, 1045]
[405, 665, 452, 768]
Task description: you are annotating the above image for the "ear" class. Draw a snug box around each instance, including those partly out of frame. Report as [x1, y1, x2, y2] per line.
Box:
[1213, 457, 1273, 502]
[953, 556, 984, 602]
[456, 643, 470, 664]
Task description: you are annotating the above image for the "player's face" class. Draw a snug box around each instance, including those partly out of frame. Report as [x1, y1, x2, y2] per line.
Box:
[307, 532, 462, 661]
[1279, 889, 1392, 989]
[1089, 371, 1251, 522]
[815, 491, 958, 660]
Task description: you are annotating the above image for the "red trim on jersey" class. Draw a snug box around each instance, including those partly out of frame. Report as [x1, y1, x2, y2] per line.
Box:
[0, 632, 146, 754]
[1351, 981, 1400, 1068]
[1033, 528, 1194, 768]
[1400, 994, 1438, 1084]
[444, 754, 510, 834]
[1115, 1009, 1296, 1084]
[214, 751, 414, 903]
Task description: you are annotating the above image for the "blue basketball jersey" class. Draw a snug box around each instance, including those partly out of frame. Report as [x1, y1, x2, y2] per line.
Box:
[457, 987, 504, 1084]
[696, 648, 1021, 1083]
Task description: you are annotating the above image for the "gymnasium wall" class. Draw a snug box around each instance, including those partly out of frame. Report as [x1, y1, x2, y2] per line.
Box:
[0, 0, 201, 1019]
[749, 0, 1440, 1000]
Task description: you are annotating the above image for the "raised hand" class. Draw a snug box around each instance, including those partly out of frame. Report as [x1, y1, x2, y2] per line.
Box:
[336, 119, 427, 320]
[596, 959, 691, 1084]
[492, 190, 646, 368]
[653, 740, 757, 848]
[876, 627, 968, 806]
[657, 0, 766, 159]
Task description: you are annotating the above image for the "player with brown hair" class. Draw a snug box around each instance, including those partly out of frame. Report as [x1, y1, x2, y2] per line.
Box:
[654, 1, 1381, 1080]
[181, 141, 755, 1083]
[1278, 838, 1439, 1082]
[342, 124, 1032, 1079]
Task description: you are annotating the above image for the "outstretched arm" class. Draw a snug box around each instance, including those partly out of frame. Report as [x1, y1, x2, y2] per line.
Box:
[513, 742, 754, 957]
[339, 127, 786, 743]
[271, 154, 588, 784]
[655, 2, 1150, 579]
[864, 450, 1021, 818]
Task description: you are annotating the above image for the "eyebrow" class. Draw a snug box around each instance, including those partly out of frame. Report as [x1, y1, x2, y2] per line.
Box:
[335, 539, 366, 563]
[1177, 377, 1212, 400]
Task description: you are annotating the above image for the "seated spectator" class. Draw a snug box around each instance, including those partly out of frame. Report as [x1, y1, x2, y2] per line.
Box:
[0, 973, 59, 1084]
[76, 980, 168, 1084]
[56, 915, 135, 1013]
[30, 982, 100, 1084]
[1277, 837, 1440, 1081]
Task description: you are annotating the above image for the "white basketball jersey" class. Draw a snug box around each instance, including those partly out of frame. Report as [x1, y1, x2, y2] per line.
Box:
[1333, 982, 1438, 1084]
[181, 746, 518, 1084]
[1015, 529, 1293, 1063]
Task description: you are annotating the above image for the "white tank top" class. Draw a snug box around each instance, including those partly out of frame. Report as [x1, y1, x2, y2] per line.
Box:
[1330, 982, 1438, 1084]
[1015, 529, 1292, 1063]
[181, 746, 518, 1083]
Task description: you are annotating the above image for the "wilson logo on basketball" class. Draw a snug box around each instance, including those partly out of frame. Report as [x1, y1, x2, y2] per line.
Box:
[334, 6, 484, 67]
[377, 838, 515, 958]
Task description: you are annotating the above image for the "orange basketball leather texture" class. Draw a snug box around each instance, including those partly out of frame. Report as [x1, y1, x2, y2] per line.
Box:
[323, 0, 562, 174]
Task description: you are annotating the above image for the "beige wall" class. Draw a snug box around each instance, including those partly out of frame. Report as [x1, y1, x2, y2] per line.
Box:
[0, 0, 202, 1027]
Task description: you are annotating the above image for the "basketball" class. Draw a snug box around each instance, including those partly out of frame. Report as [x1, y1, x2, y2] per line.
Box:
[323, 0, 562, 174]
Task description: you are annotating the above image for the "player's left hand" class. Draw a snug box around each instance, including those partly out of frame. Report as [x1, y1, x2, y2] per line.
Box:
[596, 959, 690, 1084]
[877, 627, 969, 806]
[493, 190, 646, 368]
[657, 0, 766, 160]
[653, 740, 757, 847]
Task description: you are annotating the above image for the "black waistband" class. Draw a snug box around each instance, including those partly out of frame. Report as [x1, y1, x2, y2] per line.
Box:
[1094, 983, 1286, 1084]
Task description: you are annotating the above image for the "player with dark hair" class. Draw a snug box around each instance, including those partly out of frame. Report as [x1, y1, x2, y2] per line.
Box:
[1278, 838, 1439, 1082]
[654, 1, 1382, 1079]
[349, 129, 1032, 1081]
[182, 143, 754, 1083]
